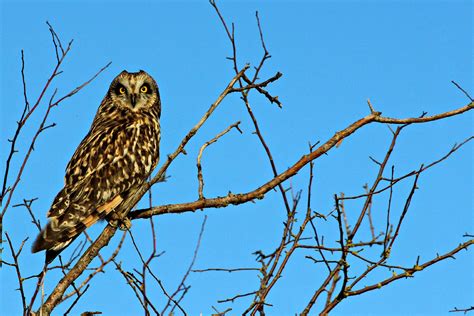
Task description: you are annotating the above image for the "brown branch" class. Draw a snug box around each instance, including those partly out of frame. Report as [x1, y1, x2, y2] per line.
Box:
[247, 191, 315, 315]
[46, 21, 65, 62]
[5, 233, 28, 314]
[241, 93, 292, 216]
[302, 268, 340, 314]
[250, 10, 271, 85]
[37, 225, 119, 315]
[141, 186, 157, 316]
[451, 80, 473, 101]
[27, 265, 47, 315]
[61, 231, 127, 302]
[366, 99, 376, 113]
[149, 65, 249, 188]
[131, 101, 473, 220]
[297, 240, 384, 252]
[331, 195, 349, 307]
[113, 261, 149, 312]
[374, 103, 472, 123]
[341, 135, 473, 201]
[387, 166, 422, 250]
[347, 239, 473, 297]
[13, 198, 41, 231]
[50, 61, 112, 108]
[192, 267, 259, 273]
[320, 238, 473, 314]
[1, 51, 29, 204]
[348, 125, 406, 241]
[162, 215, 207, 315]
[212, 306, 233, 316]
[63, 284, 90, 316]
[320, 168, 431, 314]
[450, 306, 474, 314]
[213, 0, 290, 220]
[364, 186, 376, 240]
[305, 141, 332, 272]
[383, 166, 395, 253]
[349, 251, 410, 272]
[229, 72, 282, 93]
[325, 270, 340, 308]
[242, 73, 282, 107]
[338, 193, 351, 236]
[197, 122, 242, 199]
[218, 291, 257, 304]
[1, 44, 110, 218]
[127, 229, 184, 315]
[1, 35, 72, 216]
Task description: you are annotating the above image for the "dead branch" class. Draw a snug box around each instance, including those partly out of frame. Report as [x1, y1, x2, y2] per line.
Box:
[197, 122, 242, 199]
[5, 233, 28, 314]
[149, 65, 250, 188]
[192, 267, 259, 273]
[1, 38, 110, 217]
[61, 231, 126, 302]
[162, 215, 207, 315]
[127, 229, 184, 315]
[348, 239, 473, 296]
[131, 101, 473, 220]
[450, 306, 474, 314]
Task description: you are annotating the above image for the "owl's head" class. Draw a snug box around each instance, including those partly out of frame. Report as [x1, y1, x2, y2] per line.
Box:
[109, 70, 160, 111]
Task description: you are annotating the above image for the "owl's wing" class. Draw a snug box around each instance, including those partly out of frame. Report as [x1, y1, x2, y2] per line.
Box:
[33, 121, 157, 262]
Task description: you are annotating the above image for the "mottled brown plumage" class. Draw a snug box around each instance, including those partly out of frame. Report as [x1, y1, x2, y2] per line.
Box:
[32, 70, 161, 263]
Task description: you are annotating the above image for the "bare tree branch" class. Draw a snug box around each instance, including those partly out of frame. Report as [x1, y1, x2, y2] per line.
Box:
[131, 101, 473, 220]
[197, 122, 242, 199]
[162, 215, 207, 315]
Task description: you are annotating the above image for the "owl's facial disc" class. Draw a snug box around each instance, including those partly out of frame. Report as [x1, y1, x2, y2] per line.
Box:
[111, 71, 157, 111]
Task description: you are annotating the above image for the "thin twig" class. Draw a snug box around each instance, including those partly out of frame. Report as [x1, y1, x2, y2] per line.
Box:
[451, 80, 473, 101]
[197, 122, 242, 199]
[128, 229, 186, 315]
[192, 267, 259, 273]
[162, 215, 208, 315]
[149, 65, 249, 188]
[5, 233, 28, 313]
[449, 306, 474, 314]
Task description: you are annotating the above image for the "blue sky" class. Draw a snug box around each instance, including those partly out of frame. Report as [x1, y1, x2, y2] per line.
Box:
[1, 0, 472, 315]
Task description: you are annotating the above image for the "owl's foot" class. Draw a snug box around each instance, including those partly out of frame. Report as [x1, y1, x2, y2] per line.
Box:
[107, 215, 132, 231]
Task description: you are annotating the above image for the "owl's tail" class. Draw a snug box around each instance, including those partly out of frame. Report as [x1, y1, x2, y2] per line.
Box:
[32, 220, 77, 264]
[32, 195, 124, 264]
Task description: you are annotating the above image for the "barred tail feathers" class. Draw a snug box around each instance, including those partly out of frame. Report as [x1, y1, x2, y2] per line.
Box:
[32, 218, 76, 264]
[32, 195, 123, 264]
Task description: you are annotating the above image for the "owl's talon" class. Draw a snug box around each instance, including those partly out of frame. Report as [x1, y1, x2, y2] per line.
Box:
[118, 218, 132, 231]
[108, 218, 119, 228]
[108, 217, 131, 231]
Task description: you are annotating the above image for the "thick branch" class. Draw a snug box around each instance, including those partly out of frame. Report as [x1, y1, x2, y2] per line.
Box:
[37, 225, 118, 315]
[131, 101, 473, 219]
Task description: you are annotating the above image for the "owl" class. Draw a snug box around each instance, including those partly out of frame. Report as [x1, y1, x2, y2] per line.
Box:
[32, 70, 161, 264]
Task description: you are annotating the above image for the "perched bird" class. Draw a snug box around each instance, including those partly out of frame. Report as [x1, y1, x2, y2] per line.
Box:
[32, 70, 161, 264]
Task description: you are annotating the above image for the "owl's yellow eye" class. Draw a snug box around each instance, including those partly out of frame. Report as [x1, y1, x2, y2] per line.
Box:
[140, 85, 148, 93]
[119, 87, 126, 94]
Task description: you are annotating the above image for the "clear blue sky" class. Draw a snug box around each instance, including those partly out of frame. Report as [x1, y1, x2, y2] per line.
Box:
[1, 0, 472, 315]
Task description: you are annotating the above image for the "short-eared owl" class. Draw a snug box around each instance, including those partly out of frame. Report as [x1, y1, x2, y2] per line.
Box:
[32, 70, 161, 263]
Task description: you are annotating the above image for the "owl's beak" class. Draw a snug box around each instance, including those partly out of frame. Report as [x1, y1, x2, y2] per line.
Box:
[130, 94, 137, 107]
